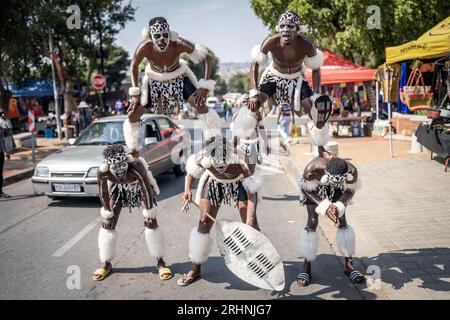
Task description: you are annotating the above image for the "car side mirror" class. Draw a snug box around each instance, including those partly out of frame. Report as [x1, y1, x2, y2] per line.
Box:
[68, 138, 76, 145]
[145, 137, 158, 145]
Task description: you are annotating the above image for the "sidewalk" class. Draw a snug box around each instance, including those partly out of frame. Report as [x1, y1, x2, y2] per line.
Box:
[3, 138, 66, 186]
[280, 136, 450, 299]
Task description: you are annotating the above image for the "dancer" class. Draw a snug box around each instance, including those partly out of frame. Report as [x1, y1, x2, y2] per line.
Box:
[92, 144, 172, 281]
[296, 155, 365, 286]
[127, 16, 217, 123]
[248, 10, 325, 130]
[177, 108, 264, 286]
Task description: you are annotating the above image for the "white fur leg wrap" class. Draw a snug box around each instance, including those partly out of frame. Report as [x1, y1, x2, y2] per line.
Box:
[309, 124, 329, 147]
[232, 107, 258, 139]
[100, 207, 114, 219]
[198, 79, 216, 91]
[334, 201, 346, 217]
[299, 228, 319, 262]
[189, 43, 208, 64]
[98, 228, 117, 263]
[315, 198, 332, 216]
[303, 49, 324, 70]
[242, 168, 264, 193]
[336, 225, 355, 257]
[199, 109, 222, 141]
[143, 206, 159, 219]
[250, 44, 269, 66]
[123, 119, 141, 152]
[186, 154, 204, 179]
[189, 228, 213, 264]
[144, 226, 166, 258]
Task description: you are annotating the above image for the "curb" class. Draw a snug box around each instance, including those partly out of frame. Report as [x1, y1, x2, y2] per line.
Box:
[4, 168, 35, 187]
[278, 145, 389, 300]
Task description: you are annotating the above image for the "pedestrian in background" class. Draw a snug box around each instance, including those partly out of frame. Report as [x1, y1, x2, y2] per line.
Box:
[0, 110, 12, 198]
[76, 101, 91, 134]
[277, 103, 294, 145]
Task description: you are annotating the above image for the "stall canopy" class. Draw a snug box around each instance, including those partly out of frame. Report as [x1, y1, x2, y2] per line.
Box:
[385, 15, 450, 64]
[10, 78, 54, 98]
[304, 49, 376, 85]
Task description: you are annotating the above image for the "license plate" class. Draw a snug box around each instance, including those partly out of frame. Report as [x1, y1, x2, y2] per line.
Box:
[53, 183, 81, 192]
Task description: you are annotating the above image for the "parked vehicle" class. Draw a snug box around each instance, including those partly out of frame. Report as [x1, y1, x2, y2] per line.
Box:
[32, 114, 190, 198]
[206, 96, 225, 117]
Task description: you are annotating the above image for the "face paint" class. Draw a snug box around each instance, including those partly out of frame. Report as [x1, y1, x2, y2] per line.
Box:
[110, 161, 128, 181]
[149, 20, 170, 52]
[278, 20, 297, 44]
[277, 11, 300, 45]
[326, 171, 347, 187]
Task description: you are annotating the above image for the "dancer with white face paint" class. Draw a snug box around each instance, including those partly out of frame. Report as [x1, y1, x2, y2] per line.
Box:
[128, 16, 218, 124]
[92, 144, 172, 282]
[296, 156, 366, 286]
[248, 10, 327, 137]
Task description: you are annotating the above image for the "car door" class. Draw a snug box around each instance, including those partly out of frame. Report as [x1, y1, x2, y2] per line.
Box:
[141, 119, 168, 175]
[155, 117, 181, 171]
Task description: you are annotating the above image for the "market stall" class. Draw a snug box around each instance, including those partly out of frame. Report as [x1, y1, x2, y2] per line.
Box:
[382, 15, 450, 162]
[304, 50, 377, 137]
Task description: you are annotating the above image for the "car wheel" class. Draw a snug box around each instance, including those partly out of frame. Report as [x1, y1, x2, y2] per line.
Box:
[173, 151, 187, 176]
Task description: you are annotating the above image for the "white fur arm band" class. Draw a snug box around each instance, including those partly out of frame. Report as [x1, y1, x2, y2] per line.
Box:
[100, 207, 114, 219]
[198, 79, 216, 91]
[303, 49, 324, 70]
[315, 199, 332, 216]
[143, 206, 159, 219]
[186, 154, 204, 179]
[190, 43, 208, 64]
[250, 44, 269, 66]
[334, 201, 346, 217]
[128, 87, 141, 97]
[249, 89, 260, 98]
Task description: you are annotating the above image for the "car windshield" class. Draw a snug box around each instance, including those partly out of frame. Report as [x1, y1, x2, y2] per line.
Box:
[75, 121, 125, 146]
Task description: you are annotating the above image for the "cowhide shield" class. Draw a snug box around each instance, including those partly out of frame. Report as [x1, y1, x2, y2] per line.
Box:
[314, 95, 332, 129]
[215, 219, 285, 291]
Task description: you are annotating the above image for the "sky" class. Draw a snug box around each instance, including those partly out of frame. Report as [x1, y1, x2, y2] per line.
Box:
[115, 0, 270, 63]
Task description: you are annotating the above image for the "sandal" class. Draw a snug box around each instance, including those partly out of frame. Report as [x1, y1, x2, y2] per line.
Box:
[92, 267, 112, 281]
[296, 272, 312, 287]
[177, 273, 201, 286]
[158, 267, 173, 281]
[345, 270, 366, 284]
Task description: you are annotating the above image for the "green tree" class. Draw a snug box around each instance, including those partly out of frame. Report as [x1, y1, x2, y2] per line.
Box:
[250, 0, 450, 67]
[228, 73, 250, 94]
[214, 76, 228, 95]
[182, 48, 220, 81]
[102, 44, 130, 91]
[0, 0, 135, 112]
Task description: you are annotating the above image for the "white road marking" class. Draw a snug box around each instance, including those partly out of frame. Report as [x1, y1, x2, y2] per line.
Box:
[51, 216, 102, 257]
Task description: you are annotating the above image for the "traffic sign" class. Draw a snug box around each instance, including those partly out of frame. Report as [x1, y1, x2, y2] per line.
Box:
[91, 74, 106, 90]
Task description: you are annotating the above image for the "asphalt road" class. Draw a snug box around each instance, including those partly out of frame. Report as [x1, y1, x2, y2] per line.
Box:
[0, 117, 368, 300]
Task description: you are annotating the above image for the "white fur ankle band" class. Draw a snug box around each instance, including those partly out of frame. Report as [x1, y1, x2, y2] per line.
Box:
[143, 206, 159, 219]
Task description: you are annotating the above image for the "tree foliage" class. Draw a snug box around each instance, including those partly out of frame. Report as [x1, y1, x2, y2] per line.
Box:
[228, 73, 250, 94]
[0, 0, 135, 111]
[250, 0, 450, 67]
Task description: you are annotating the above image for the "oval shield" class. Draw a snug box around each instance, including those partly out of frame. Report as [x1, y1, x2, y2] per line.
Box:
[215, 219, 285, 291]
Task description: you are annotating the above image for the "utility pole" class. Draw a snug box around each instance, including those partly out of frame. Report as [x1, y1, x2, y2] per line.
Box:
[48, 27, 62, 140]
[98, 14, 106, 108]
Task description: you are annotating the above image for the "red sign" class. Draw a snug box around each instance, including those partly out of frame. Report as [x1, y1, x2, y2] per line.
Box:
[91, 74, 106, 90]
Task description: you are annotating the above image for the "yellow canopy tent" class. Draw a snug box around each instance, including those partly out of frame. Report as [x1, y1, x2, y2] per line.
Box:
[386, 15, 450, 64]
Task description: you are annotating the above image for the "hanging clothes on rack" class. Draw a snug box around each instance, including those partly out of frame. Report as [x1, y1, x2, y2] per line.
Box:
[397, 63, 409, 114]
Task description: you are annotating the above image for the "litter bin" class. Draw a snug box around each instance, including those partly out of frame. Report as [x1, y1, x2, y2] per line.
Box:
[44, 128, 54, 138]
